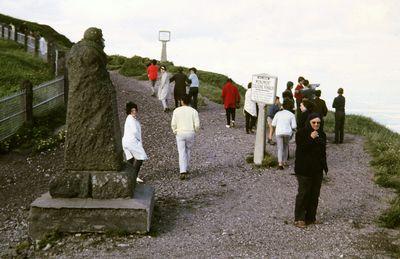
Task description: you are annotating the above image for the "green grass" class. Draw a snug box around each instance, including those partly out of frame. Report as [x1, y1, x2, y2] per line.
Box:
[0, 106, 66, 153]
[245, 153, 278, 168]
[115, 55, 246, 103]
[107, 55, 128, 70]
[325, 111, 400, 228]
[0, 39, 53, 98]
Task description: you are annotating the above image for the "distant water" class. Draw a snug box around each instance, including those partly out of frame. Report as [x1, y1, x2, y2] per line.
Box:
[325, 92, 400, 134]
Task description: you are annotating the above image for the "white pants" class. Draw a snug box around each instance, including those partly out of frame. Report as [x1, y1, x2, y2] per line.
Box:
[161, 99, 168, 109]
[176, 132, 195, 173]
[276, 134, 290, 164]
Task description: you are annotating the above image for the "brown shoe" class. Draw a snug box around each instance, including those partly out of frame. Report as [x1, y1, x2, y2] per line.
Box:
[294, 221, 307, 228]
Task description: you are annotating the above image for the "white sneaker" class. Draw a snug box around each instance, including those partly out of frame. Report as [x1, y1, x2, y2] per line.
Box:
[226, 125, 230, 128]
[136, 177, 144, 183]
[231, 121, 235, 127]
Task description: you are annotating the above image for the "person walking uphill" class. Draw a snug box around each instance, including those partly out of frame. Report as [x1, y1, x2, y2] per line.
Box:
[170, 67, 189, 108]
[188, 67, 200, 110]
[294, 113, 328, 228]
[271, 100, 297, 170]
[171, 94, 200, 180]
[122, 102, 148, 183]
[244, 82, 257, 134]
[158, 66, 171, 112]
[333, 88, 346, 144]
[267, 97, 281, 144]
[147, 59, 158, 97]
[221, 78, 240, 128]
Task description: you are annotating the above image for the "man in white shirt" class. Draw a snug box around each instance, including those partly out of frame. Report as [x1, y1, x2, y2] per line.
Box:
[187, 67, 200, 110]
[171, 94, 200, 180]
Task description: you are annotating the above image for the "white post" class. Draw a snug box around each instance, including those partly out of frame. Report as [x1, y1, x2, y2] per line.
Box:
[250, 74, 278, 165]
[161, 41, 167, 62]
[253, 103, 266, 165]
[55, 49, 59, 76]
[158, 30, 170, 62]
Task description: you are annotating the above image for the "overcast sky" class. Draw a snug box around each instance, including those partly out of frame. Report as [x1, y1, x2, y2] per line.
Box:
[2, 0, 400, 128]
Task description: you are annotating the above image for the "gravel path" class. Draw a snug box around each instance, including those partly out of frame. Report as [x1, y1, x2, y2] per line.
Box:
[1, 71, 399, 258]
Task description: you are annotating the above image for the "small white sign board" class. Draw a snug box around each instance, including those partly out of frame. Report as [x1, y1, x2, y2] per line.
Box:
[159, 31, 171, 42]
[251, 73, 278, 105]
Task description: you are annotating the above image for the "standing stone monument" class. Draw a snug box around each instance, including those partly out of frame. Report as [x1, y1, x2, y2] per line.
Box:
[29, 28, 154, 240]
[251, 74, 278, 165]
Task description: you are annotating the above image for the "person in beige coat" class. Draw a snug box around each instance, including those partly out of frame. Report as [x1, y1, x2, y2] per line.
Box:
[171, 94, 200, 180]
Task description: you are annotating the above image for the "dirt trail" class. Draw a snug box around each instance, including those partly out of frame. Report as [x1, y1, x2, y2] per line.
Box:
[0, 71, 398, 257]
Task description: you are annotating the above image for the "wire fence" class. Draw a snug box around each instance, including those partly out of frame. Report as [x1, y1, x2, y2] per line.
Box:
[0, 77, 65, 141]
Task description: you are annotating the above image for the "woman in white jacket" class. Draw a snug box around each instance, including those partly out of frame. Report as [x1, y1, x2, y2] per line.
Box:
[158, 65, 170, 112]
[122, 102, 148, 183]
[244, 82, 257, 133]
[272, 100, 297, 170]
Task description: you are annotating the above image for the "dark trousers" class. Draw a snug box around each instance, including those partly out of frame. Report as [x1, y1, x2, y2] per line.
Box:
[294, 175, 323, 222]
[127, 157, 143, 176]
[244, 110, 257, 132]
[334, 111, 345, 143]
[295, 99, 302, 125]
[174, 94, 182, 108]
[189, 87, 199, 110]
[226, 108, 236, 125]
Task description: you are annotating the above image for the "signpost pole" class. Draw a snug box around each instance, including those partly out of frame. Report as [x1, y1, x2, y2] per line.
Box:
[251, 74, 278, 165]
[158, 30, 170, 62]
[254, 102, 266, 165]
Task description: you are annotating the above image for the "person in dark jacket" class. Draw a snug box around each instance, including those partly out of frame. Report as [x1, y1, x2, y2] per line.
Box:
[267, 96, 281, 144]
[333, 88, 345, 144]
[298, 99, 314, 129]
[313, 90, 328, 131]
[294, 113, 328, 228]
[170, 67, 189, 108]
[282, 81, 295, 114]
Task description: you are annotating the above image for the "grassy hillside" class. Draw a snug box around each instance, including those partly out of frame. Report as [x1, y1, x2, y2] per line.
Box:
[0, 13, 72, 49]
[0, 39, 52, 98]
[324, 112, 400, 228]
[112, 55, 246, 104]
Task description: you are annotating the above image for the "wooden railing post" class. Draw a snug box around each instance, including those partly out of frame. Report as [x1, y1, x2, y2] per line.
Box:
[22, 80, 34, 127]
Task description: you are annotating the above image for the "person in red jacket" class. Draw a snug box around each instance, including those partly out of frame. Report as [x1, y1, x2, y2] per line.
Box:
[221, 78, 240, 128]
[294, 76, 305, 124]
[147, 59, 158, 96]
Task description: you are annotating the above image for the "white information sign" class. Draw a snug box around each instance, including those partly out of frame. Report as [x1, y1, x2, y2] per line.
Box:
[159, 31, 170, 42]
[251, 73, 278, 105]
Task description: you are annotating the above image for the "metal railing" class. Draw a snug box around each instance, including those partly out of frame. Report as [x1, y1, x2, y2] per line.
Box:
[0, 77, 65, 141]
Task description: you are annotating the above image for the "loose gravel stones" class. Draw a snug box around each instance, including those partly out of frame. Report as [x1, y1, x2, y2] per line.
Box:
[0, 72, 398, 257]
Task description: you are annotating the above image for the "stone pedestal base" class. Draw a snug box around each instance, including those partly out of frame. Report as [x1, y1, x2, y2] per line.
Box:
[28, 184, 154, 240]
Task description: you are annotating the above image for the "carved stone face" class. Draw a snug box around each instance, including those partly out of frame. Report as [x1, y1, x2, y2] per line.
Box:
[83, 27, 105, 49]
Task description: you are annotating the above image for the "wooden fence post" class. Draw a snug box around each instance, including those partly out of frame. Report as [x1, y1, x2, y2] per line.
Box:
[22, 80, 34, 127]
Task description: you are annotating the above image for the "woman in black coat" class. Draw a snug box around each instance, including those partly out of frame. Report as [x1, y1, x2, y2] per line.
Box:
[298, 99, 314, 129]
[294, 113, 328, 228]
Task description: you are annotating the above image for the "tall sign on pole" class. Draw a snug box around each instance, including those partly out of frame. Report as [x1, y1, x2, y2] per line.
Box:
[251, 74, 278, 165]
[159, 30, 170, 62]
